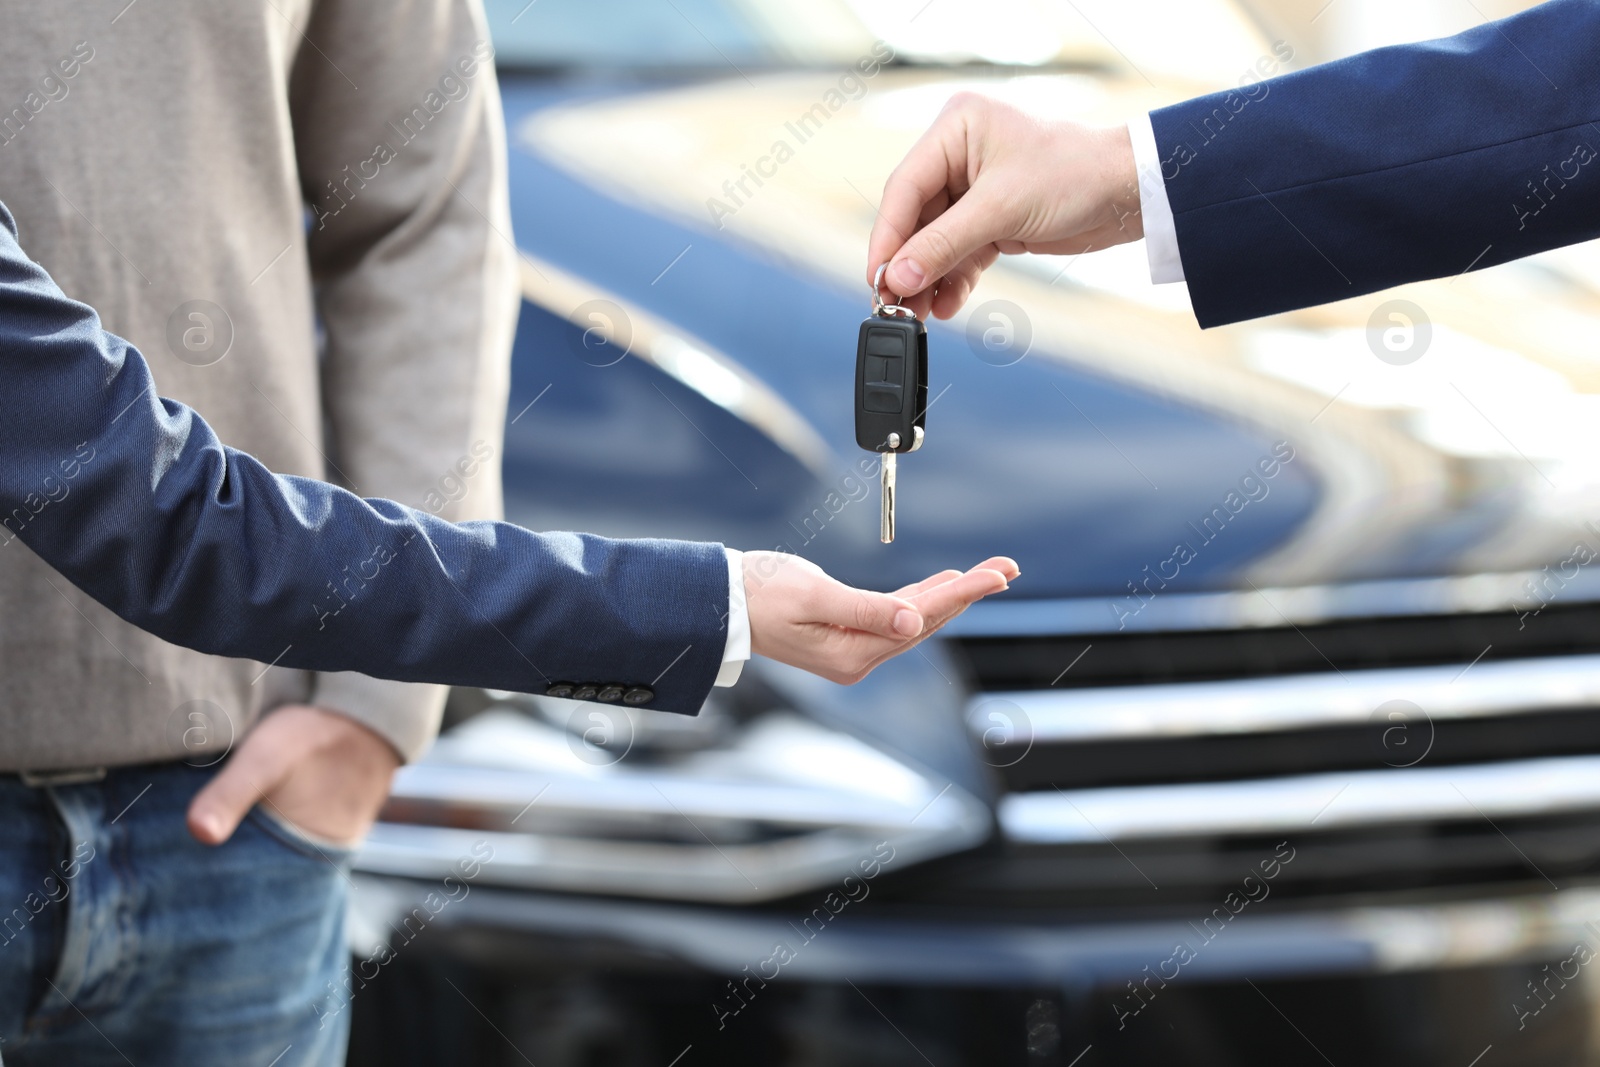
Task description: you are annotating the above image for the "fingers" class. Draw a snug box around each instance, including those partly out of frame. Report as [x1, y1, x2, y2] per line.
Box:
[186, 723, 299, 845]
[893, 569, 963, 599]
[867, 113, 965, 296]
[868, 95, 1014, 305]
[907, 566, 1010, 626]
[885, 191, 1002, 303]
[927, 247, 997, 320]
[969, 555, 1021, 582]
[810, 581, 925, 640]
[869, 100, 1144, 322]
[894, 558, 1018, 601]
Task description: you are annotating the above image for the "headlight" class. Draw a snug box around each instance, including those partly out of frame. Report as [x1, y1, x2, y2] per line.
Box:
[355, 687, 990, 904]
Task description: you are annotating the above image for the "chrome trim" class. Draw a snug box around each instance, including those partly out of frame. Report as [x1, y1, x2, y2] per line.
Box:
[349, 875, 1600, 984]
[355, 709, 990, 904]
[357, 821, 963, 905]
[942, 567, 1600, 638]
[516, 253, 832, 477]
[970, 653, 1600, 745]
[1000, 754, 1600, 844]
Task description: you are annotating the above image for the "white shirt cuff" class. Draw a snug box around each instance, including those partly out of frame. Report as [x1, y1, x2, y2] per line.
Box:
[1128, 114, 1185, 284]
[715, 548, 750, 686]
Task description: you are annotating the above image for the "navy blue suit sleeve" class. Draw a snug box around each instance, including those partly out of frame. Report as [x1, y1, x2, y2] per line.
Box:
[0, 204, 728, 714]
[1151, 0, 1600, 328]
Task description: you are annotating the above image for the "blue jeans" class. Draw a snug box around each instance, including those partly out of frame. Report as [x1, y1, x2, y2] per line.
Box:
[0, 761, 353, 1066]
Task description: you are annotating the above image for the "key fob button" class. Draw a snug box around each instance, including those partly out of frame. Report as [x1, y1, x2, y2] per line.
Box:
[865, 328, 907, 357]
[863, 386, 903, 413]
[866, 356, 897, 384]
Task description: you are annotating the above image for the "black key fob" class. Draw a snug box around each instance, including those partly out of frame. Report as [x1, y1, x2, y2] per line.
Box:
[857, 265, 927, 544]
[854, 306, 926, 453]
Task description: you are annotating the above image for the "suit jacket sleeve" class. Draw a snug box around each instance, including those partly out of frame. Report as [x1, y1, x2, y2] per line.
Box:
[0, 203, 729, 716]
[288, 0, 519, 760]
[1151, 0, 1600, 328]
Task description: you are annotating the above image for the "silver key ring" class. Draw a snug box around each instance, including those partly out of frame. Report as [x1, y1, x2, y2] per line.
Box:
[872, 262, 916, 319]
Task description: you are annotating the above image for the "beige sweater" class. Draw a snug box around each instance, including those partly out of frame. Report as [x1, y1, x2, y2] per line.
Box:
[0, 0, 518, 769]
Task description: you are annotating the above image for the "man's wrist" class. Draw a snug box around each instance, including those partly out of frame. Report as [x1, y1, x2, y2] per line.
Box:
[1102, 122, 1145, 241]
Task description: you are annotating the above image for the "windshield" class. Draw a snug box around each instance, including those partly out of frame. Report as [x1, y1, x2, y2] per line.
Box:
[483, 0, 1273, 81]
[482, 0, 873, 69]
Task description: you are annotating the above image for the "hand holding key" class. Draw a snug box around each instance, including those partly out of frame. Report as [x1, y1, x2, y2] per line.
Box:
[866, 92, 1140, 321]
[744, 551, 1018, 685]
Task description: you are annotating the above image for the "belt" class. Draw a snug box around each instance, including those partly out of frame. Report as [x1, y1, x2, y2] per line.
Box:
[15, 767, 108, 787]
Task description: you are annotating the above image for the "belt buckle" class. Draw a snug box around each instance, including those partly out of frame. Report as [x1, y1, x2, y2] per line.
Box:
[19, 767, 108, 787]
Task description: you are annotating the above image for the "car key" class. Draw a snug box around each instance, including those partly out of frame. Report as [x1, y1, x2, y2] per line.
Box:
[856, 264, 926, 543]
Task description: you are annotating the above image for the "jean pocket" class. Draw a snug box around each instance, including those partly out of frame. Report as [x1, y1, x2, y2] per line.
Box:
[247, 806, 360, 865]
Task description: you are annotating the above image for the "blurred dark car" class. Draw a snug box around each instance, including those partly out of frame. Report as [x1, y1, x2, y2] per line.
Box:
[347, 2, 1600, 1064]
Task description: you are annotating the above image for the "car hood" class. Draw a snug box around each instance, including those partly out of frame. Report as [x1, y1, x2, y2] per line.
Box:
[498, 70, 1600, 610]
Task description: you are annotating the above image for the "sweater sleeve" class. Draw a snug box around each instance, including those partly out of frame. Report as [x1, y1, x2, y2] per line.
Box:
[286, 0, 519, 759]
[0, 202, 729, 716]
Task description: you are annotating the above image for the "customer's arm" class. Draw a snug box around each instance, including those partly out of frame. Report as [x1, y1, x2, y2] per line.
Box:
[0, 205, 1013, 710]
[867, 0, 1600, 327]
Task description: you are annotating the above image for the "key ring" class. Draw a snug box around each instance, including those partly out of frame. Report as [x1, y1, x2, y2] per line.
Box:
[872, 262, 916, 319]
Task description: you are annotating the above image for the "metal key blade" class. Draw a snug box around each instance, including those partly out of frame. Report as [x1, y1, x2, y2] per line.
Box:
[881, 433, 899, 544]
[880, 451, 896, 543]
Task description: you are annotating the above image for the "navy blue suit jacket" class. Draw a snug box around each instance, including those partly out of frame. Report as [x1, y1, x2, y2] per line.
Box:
[0, 203, 728, 714]
[1152, 0, 1600, 327]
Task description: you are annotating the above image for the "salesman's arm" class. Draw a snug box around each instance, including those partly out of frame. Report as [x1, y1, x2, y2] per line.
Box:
[0, 202, 1013, 710]
[867, 0, 1600, 328]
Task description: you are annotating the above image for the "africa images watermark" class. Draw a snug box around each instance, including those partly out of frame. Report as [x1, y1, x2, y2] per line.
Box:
[1111, 841, 1297, 1030]
[1110, 440, 1297, 630]
[711, 840, 897, 1030]
[1514, 926, 1600, 1032]
[0, 41, 94, 148]
[1511, 524, 1600, 630]
[0, 441, 98, 548]
[1133, 41, 1295, 205]
[309, 40, 497, 231]
[313, 838, 495, 1029]
[1513, 140, 1597, 231]
[0, 840, 97, 950]
[312, 439, 496, 630]
[704, 40, 896, 230]
[773, 454, 881, 555]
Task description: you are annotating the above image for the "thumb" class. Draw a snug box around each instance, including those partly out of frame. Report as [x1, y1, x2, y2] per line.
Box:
[812, 582, 925, 640]
[887, 191, 1003, 298]
[186, 731, 297, 846]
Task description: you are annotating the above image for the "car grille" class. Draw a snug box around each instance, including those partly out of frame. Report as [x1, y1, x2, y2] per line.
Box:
[933, 602, 1600, 908]
[958, 601, 1600, 692]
